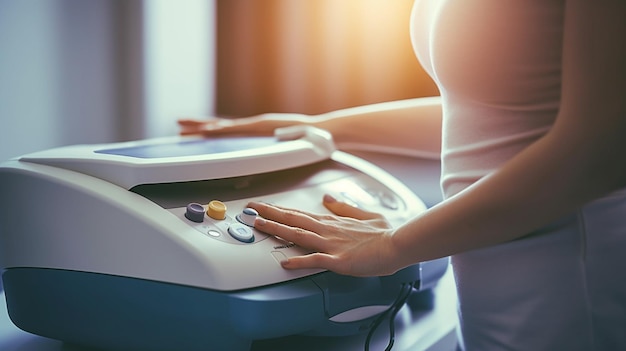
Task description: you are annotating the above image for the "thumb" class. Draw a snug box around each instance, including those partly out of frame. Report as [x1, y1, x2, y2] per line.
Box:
[322, 194, 382, 220]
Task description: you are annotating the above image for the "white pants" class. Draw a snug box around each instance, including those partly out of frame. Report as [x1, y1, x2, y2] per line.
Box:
[452, 188, 626, 351]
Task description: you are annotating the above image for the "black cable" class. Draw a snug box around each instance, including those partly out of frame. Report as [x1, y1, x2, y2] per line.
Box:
[364, 283, 414, 351]
[384, 284, 413, 351]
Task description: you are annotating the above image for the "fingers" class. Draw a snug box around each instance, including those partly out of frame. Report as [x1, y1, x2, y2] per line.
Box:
[251, 218, 342, 273]
[249, 201, 325, 234]
[322, 194, 385, 221]
[280, 252, 339, 271]
[254, 216, 327, 252]
[250, 195, 383, 223]
[249, 196, 385, 238]
[252, 212, 337, 272]
[249, 199, 393, 276]
[178, 114, 310, 137]
[178, 119, 210, 135]
[178, 118, 242, 136]
[177, 118, 207, 126]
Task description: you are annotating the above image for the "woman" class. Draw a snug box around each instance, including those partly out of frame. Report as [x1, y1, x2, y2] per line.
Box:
[179, 1, 626, 350]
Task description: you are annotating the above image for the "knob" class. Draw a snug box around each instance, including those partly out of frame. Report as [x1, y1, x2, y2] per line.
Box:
[236, 207, 258, 227]
[185, 203, 205, 223]
[207, 200, 227, 220]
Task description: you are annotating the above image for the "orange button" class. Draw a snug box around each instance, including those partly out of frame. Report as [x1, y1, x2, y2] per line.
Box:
[207, 200, 227, 220]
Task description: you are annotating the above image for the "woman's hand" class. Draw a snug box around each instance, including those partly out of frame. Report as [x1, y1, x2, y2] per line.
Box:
[178, 113, 313, 137]
[247, 195, 400, 277]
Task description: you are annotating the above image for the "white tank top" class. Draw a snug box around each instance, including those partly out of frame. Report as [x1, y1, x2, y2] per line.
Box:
[410, 0, 564, 198]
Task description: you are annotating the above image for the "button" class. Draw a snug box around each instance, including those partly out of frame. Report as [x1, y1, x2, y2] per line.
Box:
[185, 203, 205, 223]
[207, 200, 227, 220]
[207, 230, 221, 237]
[236, 207, 258, 227]
[228, 223, 254, 243]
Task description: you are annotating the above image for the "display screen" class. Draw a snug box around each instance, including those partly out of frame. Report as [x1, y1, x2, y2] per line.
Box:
[95, 137, 279, 159]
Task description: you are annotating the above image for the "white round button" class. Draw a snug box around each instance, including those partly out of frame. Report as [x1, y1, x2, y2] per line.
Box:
[228, 223, 254, 243]
[236, 207, 258, 227]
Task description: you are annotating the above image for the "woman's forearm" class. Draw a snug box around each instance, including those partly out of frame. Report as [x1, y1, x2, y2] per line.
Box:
[312, 96, 443, 159]
[180, 96, 443, 159]
[390, 117, 626, 271]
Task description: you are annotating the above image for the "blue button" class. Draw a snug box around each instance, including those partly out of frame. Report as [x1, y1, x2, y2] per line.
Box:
[228, 223, 254, 243]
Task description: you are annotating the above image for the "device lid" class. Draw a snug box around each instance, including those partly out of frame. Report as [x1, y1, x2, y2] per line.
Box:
[20, 126, 336, 189]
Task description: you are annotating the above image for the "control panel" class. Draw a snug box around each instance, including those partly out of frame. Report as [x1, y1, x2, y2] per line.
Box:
[182, 201, 259, 243]
[167, 175, 406, 246]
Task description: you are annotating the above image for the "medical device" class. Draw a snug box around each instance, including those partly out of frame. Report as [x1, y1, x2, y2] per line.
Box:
[0, 126, 448, 351]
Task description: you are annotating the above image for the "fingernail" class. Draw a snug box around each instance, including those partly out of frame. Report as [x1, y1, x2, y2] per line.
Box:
[323, 194, 337, 203]
[255, 217, 267, 226]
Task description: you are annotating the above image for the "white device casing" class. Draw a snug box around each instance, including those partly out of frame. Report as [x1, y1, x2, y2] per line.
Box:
[19, 126, 335, 189]
[0, 129, 426, 291]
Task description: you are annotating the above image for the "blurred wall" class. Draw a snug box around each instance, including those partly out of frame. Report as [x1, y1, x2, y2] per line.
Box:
[0, 0, 121, 162]
[143, 0, 215, 138]
[0, 0, 215, 162]
[0, 0, 437, 162]
[216, 0, 439, 117]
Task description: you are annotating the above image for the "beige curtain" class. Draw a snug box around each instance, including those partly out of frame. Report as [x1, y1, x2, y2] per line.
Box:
[216, 0, 439, 117]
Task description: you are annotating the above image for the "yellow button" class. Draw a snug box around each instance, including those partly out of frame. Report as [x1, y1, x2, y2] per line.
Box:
[207, 200, 227, 220]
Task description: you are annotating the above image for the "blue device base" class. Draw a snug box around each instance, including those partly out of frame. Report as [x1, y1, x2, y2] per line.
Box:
[1, 268, 427, 351]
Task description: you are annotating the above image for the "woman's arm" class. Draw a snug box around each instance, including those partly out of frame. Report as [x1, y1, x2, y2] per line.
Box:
[248, 0, 626, 276]
[179, 96, 442, 159]
[316, 96, 442, 158]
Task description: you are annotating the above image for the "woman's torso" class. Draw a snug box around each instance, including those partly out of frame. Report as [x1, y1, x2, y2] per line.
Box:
[410, 0, 565, 198]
